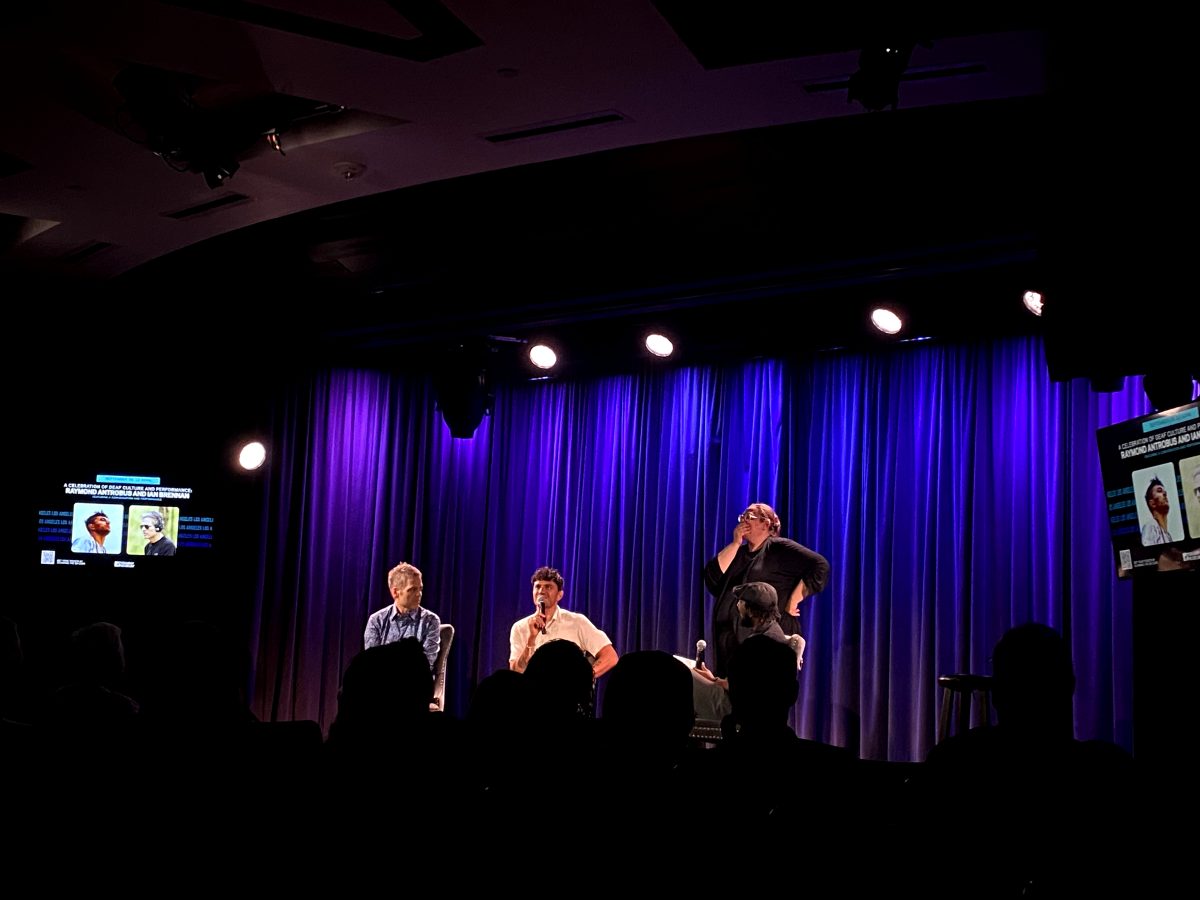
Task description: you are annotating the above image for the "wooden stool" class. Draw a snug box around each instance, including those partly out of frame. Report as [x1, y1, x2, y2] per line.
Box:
[937, 674, 994, 743]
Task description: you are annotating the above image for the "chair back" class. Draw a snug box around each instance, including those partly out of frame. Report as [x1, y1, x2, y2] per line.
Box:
[430, 623, 455, 712]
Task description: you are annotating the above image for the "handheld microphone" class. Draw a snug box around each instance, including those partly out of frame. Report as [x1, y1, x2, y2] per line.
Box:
[695, 639, 707, 669]
[538, 600, 548, 635]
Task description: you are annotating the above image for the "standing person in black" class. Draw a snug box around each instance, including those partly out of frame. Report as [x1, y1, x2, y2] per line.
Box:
[703, 502, 829, 677]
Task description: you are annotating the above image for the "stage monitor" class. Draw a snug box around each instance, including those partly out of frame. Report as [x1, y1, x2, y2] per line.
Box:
[35, 470, 218, 569]
[1096, 400, 1200, 576]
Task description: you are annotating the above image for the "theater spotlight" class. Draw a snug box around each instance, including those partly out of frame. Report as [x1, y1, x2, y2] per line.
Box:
[238, 441, 267, 470]
[645, 333, 674, 358]
[529, 344, 557, 370]
[870, 308, 903, 335]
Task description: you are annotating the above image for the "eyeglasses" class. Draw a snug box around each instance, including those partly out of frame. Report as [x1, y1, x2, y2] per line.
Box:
[737, 512, 763, 523]
[139, 524, 155, 529]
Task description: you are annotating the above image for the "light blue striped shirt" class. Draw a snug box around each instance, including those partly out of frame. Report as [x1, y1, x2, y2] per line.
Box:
[364, 605, 441, 669]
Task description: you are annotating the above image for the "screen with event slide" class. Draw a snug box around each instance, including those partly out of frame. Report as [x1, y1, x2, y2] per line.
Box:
[1096, 400, 1200, 577]
[36, 471, 217, 569]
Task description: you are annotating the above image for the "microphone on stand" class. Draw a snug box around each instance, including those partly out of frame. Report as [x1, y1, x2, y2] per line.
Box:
[695, 639, 707, 669]
[538, 600, 548, 635]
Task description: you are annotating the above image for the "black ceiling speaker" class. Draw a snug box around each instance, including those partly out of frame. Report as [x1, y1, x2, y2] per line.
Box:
[1143, 371, 1197, 412]
[112, 64, 344, 189]
[435, 357, 494, 439]
[847, 42, 915, 111]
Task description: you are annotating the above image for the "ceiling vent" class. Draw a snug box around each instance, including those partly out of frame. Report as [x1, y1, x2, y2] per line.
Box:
[483, 111, 627, 144]
[59, 241, 114, 263]
[163, 193, 253, 220]
[804, 62, 987, 95]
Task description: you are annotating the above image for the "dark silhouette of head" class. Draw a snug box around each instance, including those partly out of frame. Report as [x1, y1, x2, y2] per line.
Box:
[991, 623, 1076, 739]
[524, 639, 593, 721]
[337, 639, 433, 721]
[139, 619, 254, 727]
[727, 634, 799, 727]
[68, 622, 126, 687]
[603, 651, 695, 747]
[467, 668, 533, 729]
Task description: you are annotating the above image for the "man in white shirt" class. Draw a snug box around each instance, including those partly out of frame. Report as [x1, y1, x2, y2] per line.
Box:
[509, 566, 618, 679]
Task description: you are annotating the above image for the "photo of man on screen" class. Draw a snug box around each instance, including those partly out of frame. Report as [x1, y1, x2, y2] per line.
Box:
[140, 510, 176, 556]
[71, 509, 113, 553]
[1134, 463, 1184, 547]
[1182, 455, 1200, 540]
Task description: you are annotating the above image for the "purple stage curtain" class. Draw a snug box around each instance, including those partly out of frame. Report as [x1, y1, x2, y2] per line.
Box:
[250, 337, 1154, 759]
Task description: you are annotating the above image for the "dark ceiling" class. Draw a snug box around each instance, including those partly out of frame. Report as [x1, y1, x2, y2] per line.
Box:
[5, 3, 1182, 386]
[122, 94, 1049, 378]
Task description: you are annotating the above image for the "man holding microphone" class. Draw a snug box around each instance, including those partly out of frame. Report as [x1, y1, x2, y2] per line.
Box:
[509, 565, 618, 678]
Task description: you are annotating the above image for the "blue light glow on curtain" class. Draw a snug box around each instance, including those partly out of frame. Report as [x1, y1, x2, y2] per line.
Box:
[250, 337, 1150, 760]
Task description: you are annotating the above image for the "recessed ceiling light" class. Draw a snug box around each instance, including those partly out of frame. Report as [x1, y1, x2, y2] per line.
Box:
[645, 333, 674, 357]
[870, 308, 903, 334]
[529, 344, 557, 369]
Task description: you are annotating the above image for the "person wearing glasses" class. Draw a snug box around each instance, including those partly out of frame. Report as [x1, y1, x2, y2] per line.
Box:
[363, 561, 441, 671]
[703, 502, 829, 677]
[140, 511, 176, 556]
[71, 510, 113, 553]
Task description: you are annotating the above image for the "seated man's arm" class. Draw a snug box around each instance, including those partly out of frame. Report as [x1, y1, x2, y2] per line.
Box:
[363, 615, 380, 650]
[510, 620, 538, 673]
[591, 644, 618, 678]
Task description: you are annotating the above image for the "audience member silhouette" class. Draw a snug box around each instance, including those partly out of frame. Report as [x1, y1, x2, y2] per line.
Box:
[464, 668, 537, 794]
[924, 623, 1135, 896]
[138, 619, 256, 731]
[603, 650, 696, 754]
[520, 639, 602, 773]
[711, 635, 854, 830]
[927, 623, 1131, 767]
[46, 621, 139, 729]
[522, 638, 597, 724]
[600, 651, 699, 824]
[327, 638, 435, 749]
[324, 638, 463, 835]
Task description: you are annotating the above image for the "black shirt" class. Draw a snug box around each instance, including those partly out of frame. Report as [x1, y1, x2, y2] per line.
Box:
[703, 535, 829, 676]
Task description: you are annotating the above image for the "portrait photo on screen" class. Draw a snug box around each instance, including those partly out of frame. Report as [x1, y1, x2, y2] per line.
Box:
[127, 505, 179, 556]
[1182, 454, 1200, 540]
[1133, 462, 1184, 547]
[70, 503, 125, 555]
